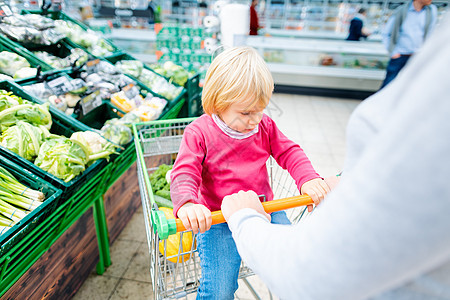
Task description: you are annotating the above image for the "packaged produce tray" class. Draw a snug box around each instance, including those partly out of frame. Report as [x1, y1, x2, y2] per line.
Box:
[0, 36, 53, 83]
[104, 53, 187, 106]
[20, 9, 121, 58]
[0, 80, 109, 200]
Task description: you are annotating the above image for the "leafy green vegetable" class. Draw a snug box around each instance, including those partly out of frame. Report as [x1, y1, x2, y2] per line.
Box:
[1, 121, 49, 161]
[0, 91, 52, 132]
[70, 131, 119, 164]
[0, 90, 27, 112]
[150, 164, 173, 200]
[34, 136, 88, 182]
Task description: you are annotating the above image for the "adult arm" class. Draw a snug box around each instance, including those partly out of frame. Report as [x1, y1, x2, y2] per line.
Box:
[226, 16, 450, 300]
[382, 15, 395, 51]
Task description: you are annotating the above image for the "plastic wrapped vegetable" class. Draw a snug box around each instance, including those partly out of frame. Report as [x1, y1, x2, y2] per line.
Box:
[34, 136, 88, 182]
[139, 69, 183, 101]
[100, 123, 132, 146]
[0, 14, 64, 45]
[70, 131, 118, 164]
[151, 61, 190, 86]
[13, 67, 38, 79]
[1, 121, 49, 161]
[0, 51, 30, 77]
[115, 60, 143, 78]
[0, 93, 52, 132]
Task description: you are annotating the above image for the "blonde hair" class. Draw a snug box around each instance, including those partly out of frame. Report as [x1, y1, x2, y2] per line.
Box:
[202, 46, 274, 115]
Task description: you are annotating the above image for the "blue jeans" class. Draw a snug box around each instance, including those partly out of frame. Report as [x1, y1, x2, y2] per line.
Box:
[380, 55, 411, 89]
[196, 210, 291, 299]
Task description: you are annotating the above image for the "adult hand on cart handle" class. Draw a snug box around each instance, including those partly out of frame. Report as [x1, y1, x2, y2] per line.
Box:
[177, 202, 212, 234]
[222, 190, 271, 222]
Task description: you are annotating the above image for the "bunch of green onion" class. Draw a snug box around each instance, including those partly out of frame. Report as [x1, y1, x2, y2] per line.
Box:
[0, 165, 45, 235]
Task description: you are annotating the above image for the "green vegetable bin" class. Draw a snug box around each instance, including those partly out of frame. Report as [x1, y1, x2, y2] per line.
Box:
[1, 37, 88, 72]
[0, 36, 53, 83]
[105, 88, 187, 190]
[0, 156, 62, 255]
[0, 156, 62, 296]
[20, 9, 121, 58]
[104, 52, 187, 107]
[0, 80, 109, 202]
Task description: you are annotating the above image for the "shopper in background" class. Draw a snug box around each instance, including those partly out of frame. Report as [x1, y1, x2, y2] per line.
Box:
[221, 12, 450, 300]
[250, 0, 260, 35]
[346, 8, 371, 41]
[380, 0, 437, 89]
[170, 46, 330, 299]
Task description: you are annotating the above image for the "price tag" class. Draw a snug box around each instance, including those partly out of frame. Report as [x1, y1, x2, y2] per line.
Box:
[0, 2, 13, 18]
[47, 76, 74, 95]
[86, 59, 101, 73]
[123, 83, 140, 100]
[80, 90, 102, 115]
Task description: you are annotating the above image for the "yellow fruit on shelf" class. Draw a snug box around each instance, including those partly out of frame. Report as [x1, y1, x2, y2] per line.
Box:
[158, 207, 194, 263]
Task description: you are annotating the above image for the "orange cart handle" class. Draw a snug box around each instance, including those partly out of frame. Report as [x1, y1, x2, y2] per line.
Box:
[175, 195, 313, 232]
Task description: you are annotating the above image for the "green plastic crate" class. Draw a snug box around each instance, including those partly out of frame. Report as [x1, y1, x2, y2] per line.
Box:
[0, 157, 62, 296]
[0, 156, 62, 255]
[0, 80, 109, 201]
[0, 196, 70, 297]
[0, 36, 53, 83]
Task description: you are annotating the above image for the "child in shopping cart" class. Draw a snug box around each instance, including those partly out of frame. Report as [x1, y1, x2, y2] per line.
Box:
[170, 46, 330, 299]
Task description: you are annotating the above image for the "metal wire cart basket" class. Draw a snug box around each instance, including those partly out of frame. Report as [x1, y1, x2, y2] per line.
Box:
[133, 118, 311, 299]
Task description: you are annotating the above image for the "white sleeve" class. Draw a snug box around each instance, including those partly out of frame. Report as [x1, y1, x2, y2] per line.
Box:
[228, 14, 450, 300]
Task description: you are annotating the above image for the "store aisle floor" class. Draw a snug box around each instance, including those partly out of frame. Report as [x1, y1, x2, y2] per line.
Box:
[73, 93, 361, 300]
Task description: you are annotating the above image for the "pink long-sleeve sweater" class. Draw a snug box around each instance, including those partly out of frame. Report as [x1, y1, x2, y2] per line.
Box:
[170, 114, 320, 217]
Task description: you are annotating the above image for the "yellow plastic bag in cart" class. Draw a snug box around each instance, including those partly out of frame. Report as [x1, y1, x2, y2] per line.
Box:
[158, 207, 194, 263]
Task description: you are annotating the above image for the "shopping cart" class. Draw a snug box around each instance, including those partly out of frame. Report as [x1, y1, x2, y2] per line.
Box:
[134, 118, 313, 300]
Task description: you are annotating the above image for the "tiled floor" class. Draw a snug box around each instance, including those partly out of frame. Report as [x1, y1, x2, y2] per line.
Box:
[73, 93, 361, 300]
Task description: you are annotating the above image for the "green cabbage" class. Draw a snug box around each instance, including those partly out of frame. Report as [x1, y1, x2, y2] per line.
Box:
[1, 121, 49, 161]
[34, 136, 88, 182]
[0, 100, 52, 132]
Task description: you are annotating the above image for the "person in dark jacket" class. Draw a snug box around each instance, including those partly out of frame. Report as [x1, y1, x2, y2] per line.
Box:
[346, 8, 370, 41]
[250, 0, 259, 35]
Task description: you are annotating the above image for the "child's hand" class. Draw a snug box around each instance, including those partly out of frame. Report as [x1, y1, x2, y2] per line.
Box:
[177, 202, 212, 234]
[301, 178, 331, 212]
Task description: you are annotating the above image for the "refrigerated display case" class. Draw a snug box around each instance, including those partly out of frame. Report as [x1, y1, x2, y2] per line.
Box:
[247, 35, 389, 92]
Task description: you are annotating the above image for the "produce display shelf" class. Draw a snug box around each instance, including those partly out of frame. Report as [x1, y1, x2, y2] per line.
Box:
[0, 80, 109, 202]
